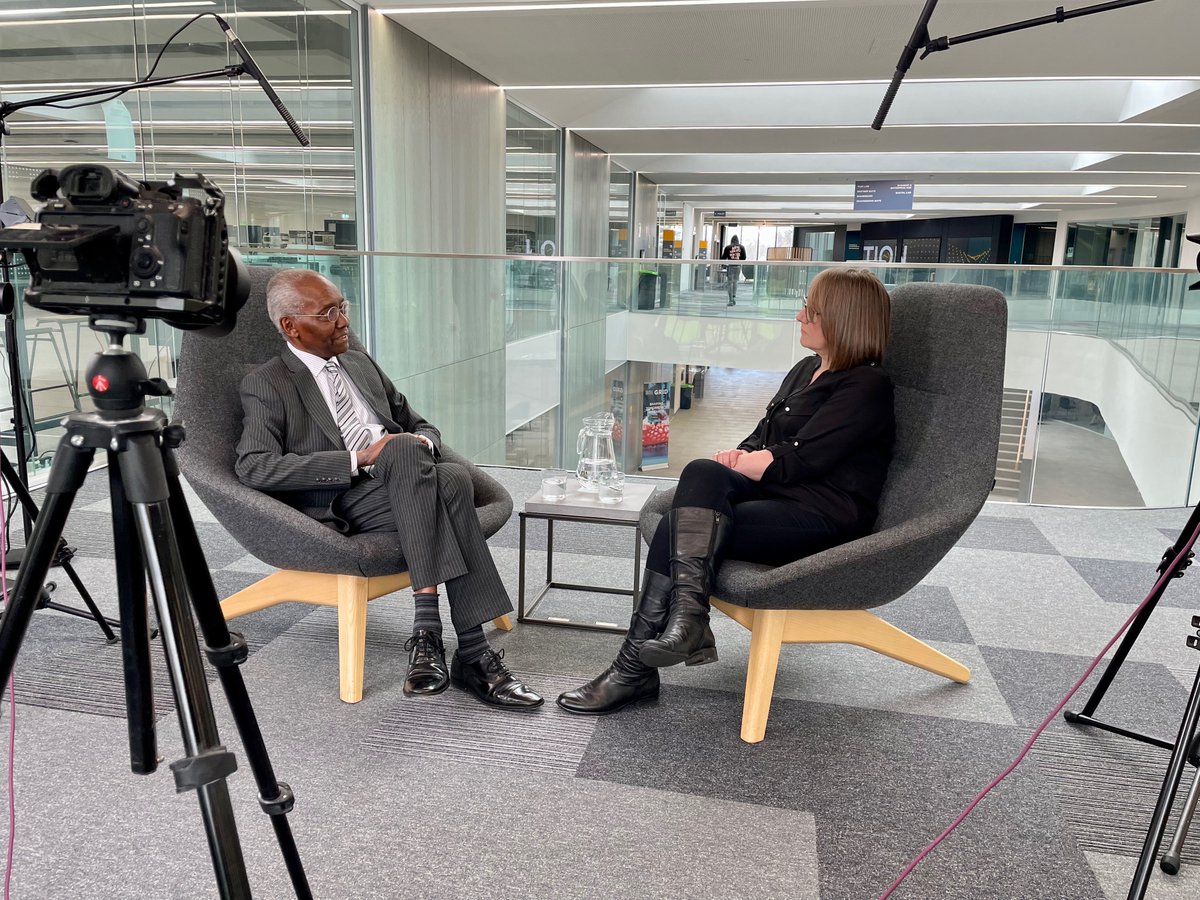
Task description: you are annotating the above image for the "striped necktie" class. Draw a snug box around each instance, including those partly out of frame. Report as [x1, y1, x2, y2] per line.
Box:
[324, 361, 372, 452]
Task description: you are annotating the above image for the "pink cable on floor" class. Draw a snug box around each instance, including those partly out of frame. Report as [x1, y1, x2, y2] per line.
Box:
[879, 522, 1200, 899]
[1, 476, 14, 900]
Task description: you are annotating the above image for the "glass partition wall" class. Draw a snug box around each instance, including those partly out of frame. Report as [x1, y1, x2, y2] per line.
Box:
[228, 252, 1200, 510]
[0, 0, 360, 476]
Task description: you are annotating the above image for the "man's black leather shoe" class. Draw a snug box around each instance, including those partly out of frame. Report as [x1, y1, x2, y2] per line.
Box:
[403, 629, 449, 696]
[450, 648, 544, 710]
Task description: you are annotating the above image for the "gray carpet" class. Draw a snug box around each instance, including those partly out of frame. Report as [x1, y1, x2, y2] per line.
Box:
[1, 467, 1199, 899]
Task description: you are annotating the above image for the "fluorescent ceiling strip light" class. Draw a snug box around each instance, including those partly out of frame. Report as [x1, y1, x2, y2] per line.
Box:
[583, 123, 1200, 131]
[620, 151, 1200, 157]
[507, 76, 1200, 90]
[0, 10, 351, 27]
[2, 81, 350, 89]
[649, 170, 1200, 176]
[385, 0, 822, 13]
[668, 194, 1159, 200]
[0, 1, 213, 16]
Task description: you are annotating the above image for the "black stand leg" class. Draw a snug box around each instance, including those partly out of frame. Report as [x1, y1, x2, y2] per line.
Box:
[1057, 502, 1200, 895]
[162, 435, 312, 898]
[0, 450, 119, 642]
[1065, 501, 1200, 745]
[1130, 646, 1200, 898]
[110, 454, 156, 775]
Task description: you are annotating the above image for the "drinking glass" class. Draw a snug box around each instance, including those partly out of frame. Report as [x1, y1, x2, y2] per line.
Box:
[598, 471, 625, 504]
[541, 470, 568, 501]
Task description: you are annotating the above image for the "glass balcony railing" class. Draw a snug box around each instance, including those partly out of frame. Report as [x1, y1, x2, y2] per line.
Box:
[4, 250, 1197, 509]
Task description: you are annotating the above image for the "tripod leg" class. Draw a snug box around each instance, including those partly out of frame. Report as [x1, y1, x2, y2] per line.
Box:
[120, 438, 251, 900]
[1160, 734, 1200, 876]
[109, 454, 157, 775]
[162, 442, 312, 899]
[0, 438, 93, 690]
[0, 449, 120, 642]
[1129, 665, 1200, 898]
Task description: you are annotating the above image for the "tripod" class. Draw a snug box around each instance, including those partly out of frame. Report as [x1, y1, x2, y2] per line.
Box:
[0, 318, 310, 898]
[1063, 501, 1200, 899]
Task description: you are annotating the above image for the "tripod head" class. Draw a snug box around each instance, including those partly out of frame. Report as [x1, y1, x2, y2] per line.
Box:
[85, 315, 171, 416]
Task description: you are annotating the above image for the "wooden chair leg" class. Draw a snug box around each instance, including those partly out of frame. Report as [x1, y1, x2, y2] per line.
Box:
[741, 609, 787, 744]
[337, 575, 369, 704]
[840, 611, 971, 684]
[221, 570, 340, 619]
[492, 614, 513, 632]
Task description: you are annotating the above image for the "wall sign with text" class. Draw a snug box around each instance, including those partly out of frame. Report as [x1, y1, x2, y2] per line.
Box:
[854, 180, 915, 212]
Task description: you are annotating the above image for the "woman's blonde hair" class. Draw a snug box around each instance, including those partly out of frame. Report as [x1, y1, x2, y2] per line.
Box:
[806, 267, 891, 371]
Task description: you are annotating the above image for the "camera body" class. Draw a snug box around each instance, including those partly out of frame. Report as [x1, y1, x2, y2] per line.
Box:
[0, 165, 245, 335]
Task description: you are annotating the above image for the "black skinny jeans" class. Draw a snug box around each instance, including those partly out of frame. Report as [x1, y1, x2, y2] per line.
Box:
[646, 458, 841, 576]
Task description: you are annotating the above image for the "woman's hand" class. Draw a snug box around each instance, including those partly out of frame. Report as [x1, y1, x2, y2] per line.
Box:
[712, 448, 745, 468]
[731, 449, 775, 481]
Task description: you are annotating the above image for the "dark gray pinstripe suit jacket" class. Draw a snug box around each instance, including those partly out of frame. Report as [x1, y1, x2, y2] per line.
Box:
[235, 348, 440, 528]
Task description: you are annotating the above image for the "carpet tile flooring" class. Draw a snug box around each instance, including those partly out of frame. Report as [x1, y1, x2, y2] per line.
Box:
[1, 465, 1200, 898]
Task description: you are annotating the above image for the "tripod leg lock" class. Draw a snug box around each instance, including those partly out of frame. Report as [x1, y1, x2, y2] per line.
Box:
[259, 782, 296, 817]
[169, 746, 239, 793]
[204, 631, 249, 668]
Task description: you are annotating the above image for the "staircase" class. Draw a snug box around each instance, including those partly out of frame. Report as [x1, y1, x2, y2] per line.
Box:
[993, 389, 1032, 500]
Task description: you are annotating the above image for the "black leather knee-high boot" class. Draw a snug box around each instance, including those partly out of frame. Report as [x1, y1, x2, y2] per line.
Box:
[639, 507, 731, 668]
[555, 570, 672, 715]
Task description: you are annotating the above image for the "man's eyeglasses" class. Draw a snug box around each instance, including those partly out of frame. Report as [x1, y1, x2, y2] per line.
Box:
[292, 302, 350, 323]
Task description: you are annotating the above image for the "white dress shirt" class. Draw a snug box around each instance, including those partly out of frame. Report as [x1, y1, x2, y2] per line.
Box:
[287, 343, 431, 474]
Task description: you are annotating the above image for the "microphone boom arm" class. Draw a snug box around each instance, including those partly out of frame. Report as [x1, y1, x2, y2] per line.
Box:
[872, 0, 1159, 130]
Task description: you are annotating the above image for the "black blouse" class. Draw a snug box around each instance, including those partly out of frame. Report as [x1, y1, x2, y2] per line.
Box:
[737, 355, 896, 535]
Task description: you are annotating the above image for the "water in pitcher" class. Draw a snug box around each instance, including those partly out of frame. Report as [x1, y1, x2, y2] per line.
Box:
[576, 412, 619, 492]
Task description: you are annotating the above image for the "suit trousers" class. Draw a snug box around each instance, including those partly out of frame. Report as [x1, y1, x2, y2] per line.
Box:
[645, 458, 841, 576]
[332, 438, 512, 632]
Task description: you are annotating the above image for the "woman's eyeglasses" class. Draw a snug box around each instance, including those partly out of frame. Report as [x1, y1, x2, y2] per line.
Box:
[292, 302, 350, 323]
[801, 297, 821, 320]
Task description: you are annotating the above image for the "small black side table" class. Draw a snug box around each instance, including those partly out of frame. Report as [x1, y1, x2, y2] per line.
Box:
[518, 479, 658, 634]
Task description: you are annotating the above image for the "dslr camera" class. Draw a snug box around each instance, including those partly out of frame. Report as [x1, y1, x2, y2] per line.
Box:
[0, 165, 247, 335]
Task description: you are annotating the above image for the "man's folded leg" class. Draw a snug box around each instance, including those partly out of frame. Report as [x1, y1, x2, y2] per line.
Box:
[335, 440, 542, 709]
[434, 461, 543, 710]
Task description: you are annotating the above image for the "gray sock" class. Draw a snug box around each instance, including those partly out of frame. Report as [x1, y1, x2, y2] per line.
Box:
[413, 592, 442, 635]
[456, 626, 489, 664]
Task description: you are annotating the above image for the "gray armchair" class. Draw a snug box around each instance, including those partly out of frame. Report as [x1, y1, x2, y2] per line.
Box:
[174, 265, 513, 702]
[641, 282, 1007, 742]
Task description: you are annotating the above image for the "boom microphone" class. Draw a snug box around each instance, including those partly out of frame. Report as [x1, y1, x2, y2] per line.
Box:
[872, 0, 941, 131]
[213, 14, 310, 147]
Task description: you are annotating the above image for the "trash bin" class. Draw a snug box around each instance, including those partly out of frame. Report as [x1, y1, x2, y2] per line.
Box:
[637, 270, 658, 309]
[692, 370, 705, 399]
[679, 384, 693, 410]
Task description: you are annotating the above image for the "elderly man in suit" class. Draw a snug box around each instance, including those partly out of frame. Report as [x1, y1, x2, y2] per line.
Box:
[235, 269, 542, 710]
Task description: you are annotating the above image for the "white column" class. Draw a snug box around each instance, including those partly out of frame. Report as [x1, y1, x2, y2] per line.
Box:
[1051, 211, 1070, 266]
[1181, 194, 1200, 272]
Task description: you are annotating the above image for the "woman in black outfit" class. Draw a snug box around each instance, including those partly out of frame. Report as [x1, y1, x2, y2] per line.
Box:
[557, 267, 896, 715]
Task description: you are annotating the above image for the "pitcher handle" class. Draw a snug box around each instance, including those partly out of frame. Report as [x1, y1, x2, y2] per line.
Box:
[576, 427, 587, 458]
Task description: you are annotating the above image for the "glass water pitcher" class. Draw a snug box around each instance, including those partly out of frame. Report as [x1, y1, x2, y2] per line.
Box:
[576, 412, 618, 492]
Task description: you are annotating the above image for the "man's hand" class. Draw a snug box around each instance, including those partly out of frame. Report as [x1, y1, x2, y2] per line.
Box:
[731, 449, 775, 481]
[712, 448, 746, 469]
[356, 433, 423, 469]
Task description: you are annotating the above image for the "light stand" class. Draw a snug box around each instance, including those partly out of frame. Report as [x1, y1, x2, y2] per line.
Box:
[1063, 502, 1200, 899]
[0, 144, 121, 640]
[0, 23, 310, 641]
